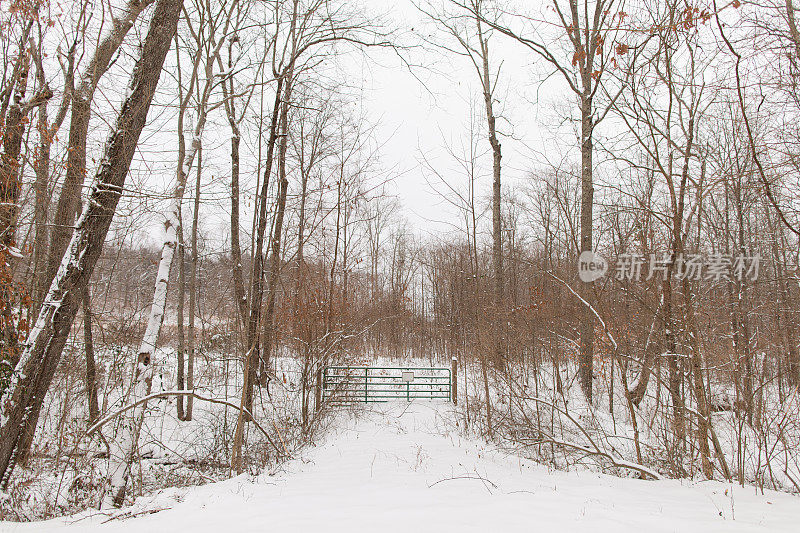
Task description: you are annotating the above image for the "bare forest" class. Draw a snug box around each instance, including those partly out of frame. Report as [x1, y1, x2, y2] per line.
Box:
[2, 0, 800, 529]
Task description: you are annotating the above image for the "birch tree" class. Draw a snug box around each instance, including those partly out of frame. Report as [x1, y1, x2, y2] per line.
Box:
[103, 0, 237, 505]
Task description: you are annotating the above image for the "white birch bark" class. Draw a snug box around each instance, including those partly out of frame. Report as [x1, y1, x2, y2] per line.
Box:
[103, 123, 204, 508]
[102, 7, 234, 499]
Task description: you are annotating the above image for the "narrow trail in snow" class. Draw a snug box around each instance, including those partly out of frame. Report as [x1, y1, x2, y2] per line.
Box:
[8, 402, 800, 532]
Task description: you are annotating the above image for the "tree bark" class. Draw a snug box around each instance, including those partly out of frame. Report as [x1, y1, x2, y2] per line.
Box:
[578, 96, 595, 402]
[261, 75, 293, 383]
[177, 215, 186, 421]
[0, 47, 34, 250]
[0, 51, 33, 396]
[682, 274, 713, 479]
[83, 285, 100, 425]
[219, 47, 248, 325]
[243, 76, 282, 412]
[476, 17, 503, 368]
[186, 144, 201, 420]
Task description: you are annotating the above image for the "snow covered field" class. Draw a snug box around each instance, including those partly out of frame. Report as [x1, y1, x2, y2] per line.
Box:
[4, 401, 799, 533]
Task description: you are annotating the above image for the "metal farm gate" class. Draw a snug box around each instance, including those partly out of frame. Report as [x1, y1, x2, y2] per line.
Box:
[321, 365, 455, 403]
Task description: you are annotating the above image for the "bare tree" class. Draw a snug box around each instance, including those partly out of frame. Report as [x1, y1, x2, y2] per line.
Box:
[11, 0, 158, 466]
[103, 0, 236, 505]
[234, 0, 394, 455]
[217, 0, 258, 327]
[471, 0, 628, 401]
[612, 0, 718, 477]
[420, 100, 493, 435]
[419, 0, 505, 366]
[42, 0, 157, 307]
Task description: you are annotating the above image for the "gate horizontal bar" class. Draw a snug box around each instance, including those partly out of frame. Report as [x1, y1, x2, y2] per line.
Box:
[322, 365, 453, 404]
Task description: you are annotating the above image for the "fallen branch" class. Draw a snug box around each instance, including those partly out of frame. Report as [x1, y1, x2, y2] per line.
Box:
[87, 390, 286, 458]
[518, 394, 662, 480]
[428, 474, 498, 494]
[100, 507, 172, 524]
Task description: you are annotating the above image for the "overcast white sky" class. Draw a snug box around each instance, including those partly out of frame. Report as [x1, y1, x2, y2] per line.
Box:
[357, 0, 571, 240]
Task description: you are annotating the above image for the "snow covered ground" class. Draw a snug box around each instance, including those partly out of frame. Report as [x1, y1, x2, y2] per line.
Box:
[4, 401, 800, 532]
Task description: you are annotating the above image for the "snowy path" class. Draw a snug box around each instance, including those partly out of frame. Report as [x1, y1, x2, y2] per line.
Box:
[6, 402, 800, 532]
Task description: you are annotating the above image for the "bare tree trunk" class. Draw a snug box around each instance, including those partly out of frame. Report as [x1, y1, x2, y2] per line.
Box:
[736, 194, 754, 422]
[0, 51, 33, 249]
[186, 144, 201, 420]
[219, 38, 248, 325]
[326, 147, 343, 362]
[243, 76, 282, 412]
[263, 67, 294, 374]
[228, 112, 248, 324]
[476, 18, 504, 368]
[662, 133, 694, 465]
[126, 101, 203, 420]
[682, 273, 713, 479]
[232, 74, 283, 473]
[94, 0, 185, 506]
[83, 285, 100, 425]
[766, 205, 800, 387]
[260, 76, 292, 382]
[0, 0, 181, 486]
[662, 245, 687, 454]
[625, 172, 657, 405]
[172, 27, 201, 421]
[11, 66, 57, 464]
[0, 47, 42, 382]
[578, 96, 595, 402]
[424, 1, 505, 366]
[297, 141, 310, 429]
[43, 0, 155, 304]
[28, 22, 75, 314]
[30, 94, 50, 391]
[628, 296, 662, 406]
[470, 145, 491, 436]
[177, 215, 186, 421]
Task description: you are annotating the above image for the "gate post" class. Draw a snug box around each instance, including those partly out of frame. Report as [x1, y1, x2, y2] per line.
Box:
[451, 357, 458, 405]
[314, 366, 323, 412]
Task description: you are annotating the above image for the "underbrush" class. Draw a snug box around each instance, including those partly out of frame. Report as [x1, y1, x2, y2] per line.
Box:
[0, 344, 335, 521]
[458, 357, 800, 494]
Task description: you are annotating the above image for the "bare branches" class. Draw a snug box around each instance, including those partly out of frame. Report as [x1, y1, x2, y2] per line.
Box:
[714, 0, 800, 238]
[86, 390, 286, 458]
